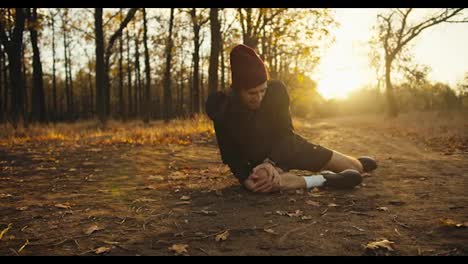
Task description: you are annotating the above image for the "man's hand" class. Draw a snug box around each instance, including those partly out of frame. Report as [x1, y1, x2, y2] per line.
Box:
[243, 163, 281, 193]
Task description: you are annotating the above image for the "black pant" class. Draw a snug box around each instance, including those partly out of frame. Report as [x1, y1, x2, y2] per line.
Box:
[269, 133, 333, 172]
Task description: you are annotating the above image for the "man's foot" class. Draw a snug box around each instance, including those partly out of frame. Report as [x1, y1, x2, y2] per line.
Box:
[358, 156, 378, 172]
[321, 169, 363, 189]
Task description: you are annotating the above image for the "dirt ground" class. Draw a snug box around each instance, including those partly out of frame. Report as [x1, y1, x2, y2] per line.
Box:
[1, 114, 467, 256]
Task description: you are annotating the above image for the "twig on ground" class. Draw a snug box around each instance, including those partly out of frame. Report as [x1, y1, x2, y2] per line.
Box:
[392, 215, 411, 229]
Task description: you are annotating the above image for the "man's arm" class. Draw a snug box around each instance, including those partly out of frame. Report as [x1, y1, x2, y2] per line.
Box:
[213, 121, 251, 182]
[273, 80, 294, 134]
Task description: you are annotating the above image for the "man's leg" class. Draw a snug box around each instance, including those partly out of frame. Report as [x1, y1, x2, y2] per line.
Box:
[321, 150, 364, 173]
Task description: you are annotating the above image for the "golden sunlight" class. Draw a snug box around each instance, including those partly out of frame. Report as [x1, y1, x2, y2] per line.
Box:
[314, 9, 377, 100]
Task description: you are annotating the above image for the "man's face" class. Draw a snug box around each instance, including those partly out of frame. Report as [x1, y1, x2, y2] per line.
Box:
[239, 81, 268, 110]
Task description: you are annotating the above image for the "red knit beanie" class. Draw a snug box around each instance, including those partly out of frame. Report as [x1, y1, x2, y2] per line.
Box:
[230, 44, 269, 90]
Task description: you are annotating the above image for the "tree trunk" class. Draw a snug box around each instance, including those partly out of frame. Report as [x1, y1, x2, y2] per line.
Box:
[220, 38, 225, 91]
[192, 27, 201, 114]
[385, 58, 398, 117]
[62, 20, 71, 120]
[1, 48, 7, 121]
[0, 8, 26, 128]
[8, 49, 24, 128]
[94, 8, 106, 124]
[119, 31, 125, 120]
[0, 45, 4, 123]
[21, 43, 29, 127]
[163, 8, 174, 122]
[142, 8, 151, 124]
[134, 36, 141, 118]
[119, 19, 124, 121]
[67, 41, 74, 120]
[201, 58, 205, 113]
[102, 8, 137, 122]
[126, 29, 132, 120]
[88, 69, 93, 118]
[178, 46, 184, 116]
[208, 8, 220, 95]
[51, 13, 57, 122]
[28, 8, 47, 123]
[189, 60, 193, 114]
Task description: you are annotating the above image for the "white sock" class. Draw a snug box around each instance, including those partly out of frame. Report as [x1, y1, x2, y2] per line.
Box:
[303, 175, 327, 189]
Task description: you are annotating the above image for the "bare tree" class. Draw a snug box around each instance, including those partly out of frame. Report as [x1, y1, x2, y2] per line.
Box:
[163, 8, 175, 122]
[142, 8, 151, 124]
[189, 8, 209, 115]
[0, 8, 26, 128]
[27, 8, 47, 123]
[237, 8, 286, 49]
[376, 8, 468, 117]
[208, 8, 221, 95]
[94, 8, 137, 124]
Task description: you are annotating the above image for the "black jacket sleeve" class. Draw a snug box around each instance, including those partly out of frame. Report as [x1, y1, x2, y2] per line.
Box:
[271, 80, 294, 136]
[213, 121, 251, 182]
[206, 91, 251, 182]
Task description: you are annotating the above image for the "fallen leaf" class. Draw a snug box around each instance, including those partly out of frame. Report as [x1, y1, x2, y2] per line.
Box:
[328, 203, 339, 207]
[195, 210, 218, 216]
[377, 207, 389, 212]
[88, 148, 102, 152]
[365, 239, 395, 251]
[0, 193, 13, 199]
[175, 201, 191, 205]
[84, 224, 103, 235]
[148, 175, 165, 181]
[310, 187, 320, 193]
[287, 210, 303, 217]
[180, 196, 191, 201]
[215, 230, 230, 242]
[16, 206, 29, 211]
[306, 200, 320, 207]
[168, 244, 189, 255]
[389, 200, 405, 206]
[141, 185, 157, 190]
[289, 198, 296, 203]
[0, 224, 13, 240]
[133, 197, 157, 203]
[301, 216, 314, 221]
[54, 203, 72, 210]
[18, 239, 29, 253]
[295, 189, 305, 195]
[439, 218, 468, 228]
[102, 241, 119, 245]
[352, 226, 365, 232]
[69, 168, 77, 172]
[169, 171, 186, 180]
[276, 210, 287, 216]
[94, 246, 111, 254]
[264, 228, 278, 235]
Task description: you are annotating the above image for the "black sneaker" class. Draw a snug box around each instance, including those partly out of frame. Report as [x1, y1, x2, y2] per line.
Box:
[321, 169, 363, 189]
[358, 156, 378, 172]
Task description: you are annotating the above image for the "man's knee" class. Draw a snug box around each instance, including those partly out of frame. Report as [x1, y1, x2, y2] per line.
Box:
[325, 151, 364, 173]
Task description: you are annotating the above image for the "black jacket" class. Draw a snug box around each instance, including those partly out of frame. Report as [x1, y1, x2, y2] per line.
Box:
[205, 80, 295, 182]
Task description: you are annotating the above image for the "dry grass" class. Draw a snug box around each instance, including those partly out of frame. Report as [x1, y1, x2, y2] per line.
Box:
[0, 114, 215, 147]
[1, 111, 466, 153]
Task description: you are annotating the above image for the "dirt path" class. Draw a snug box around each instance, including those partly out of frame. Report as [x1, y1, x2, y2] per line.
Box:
[1, 116, 467, 256]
